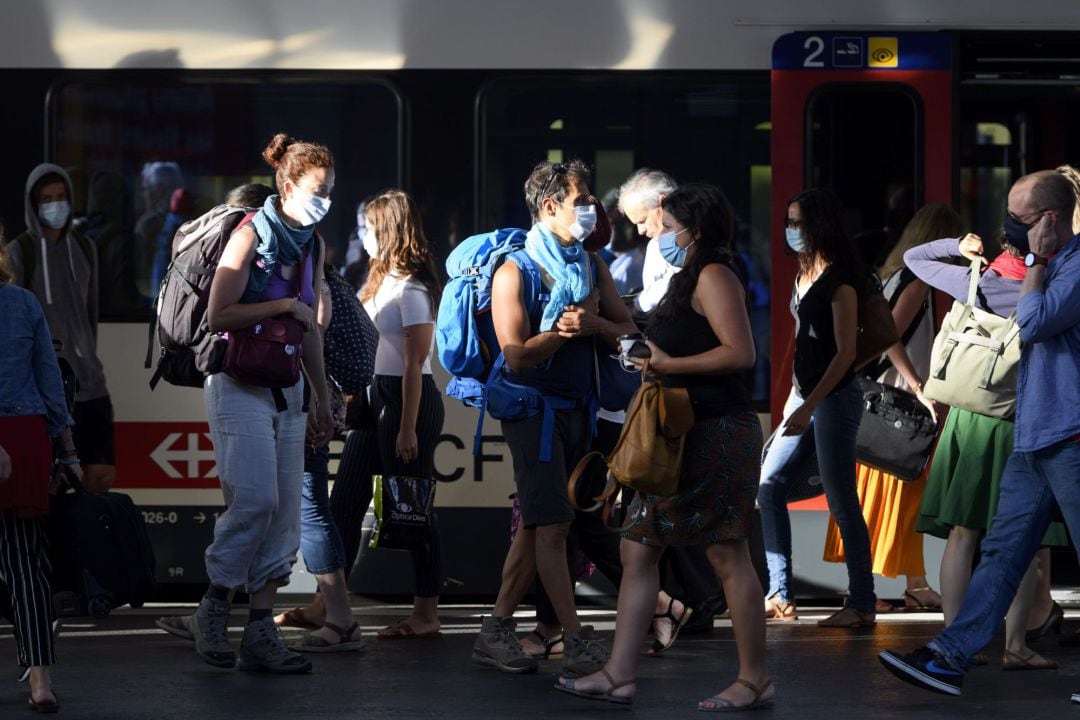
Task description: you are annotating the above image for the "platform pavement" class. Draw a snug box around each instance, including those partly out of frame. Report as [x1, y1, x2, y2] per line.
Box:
[3, 601, 1080, 719]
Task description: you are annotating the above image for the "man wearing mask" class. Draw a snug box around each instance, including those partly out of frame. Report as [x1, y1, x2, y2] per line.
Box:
[618, 168, 679, 314]
[473, 160, 636, 677]
[617, 168, 728, 640]
[881, 170, 1080, 704]
[6, 164, 115, 493]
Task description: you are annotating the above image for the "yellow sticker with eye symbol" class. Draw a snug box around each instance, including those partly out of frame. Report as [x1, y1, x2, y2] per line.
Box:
[868, 37, 899, 68]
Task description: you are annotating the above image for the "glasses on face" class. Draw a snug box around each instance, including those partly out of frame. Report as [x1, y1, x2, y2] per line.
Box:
[784, 218, 801, 229]
[1007, 208, 1049, 225]
[538, 163, 569, 205]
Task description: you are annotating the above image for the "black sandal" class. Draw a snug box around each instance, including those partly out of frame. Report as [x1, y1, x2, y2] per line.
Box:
[648, 599, 693, 657]
[523, 630, 564, 659]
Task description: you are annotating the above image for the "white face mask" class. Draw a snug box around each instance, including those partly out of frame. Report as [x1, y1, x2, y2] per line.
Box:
[39, 200, 71, 230]
[567, 204, 598, 242]
[785, 227, 807, 253]
[362, 226, 380, 259]
[286, 187, 331, 226]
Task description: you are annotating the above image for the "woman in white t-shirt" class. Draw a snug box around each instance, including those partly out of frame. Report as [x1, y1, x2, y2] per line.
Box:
[333, 189, 446, 639]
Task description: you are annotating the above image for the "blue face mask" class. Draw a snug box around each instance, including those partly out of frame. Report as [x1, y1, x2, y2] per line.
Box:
[785, 227, 807, 253]
[658, 227, 693, 267]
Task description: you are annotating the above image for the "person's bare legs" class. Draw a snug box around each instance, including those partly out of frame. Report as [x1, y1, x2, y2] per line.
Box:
[395, 595, 440, 636]
[903, 575, 942, 609]
[557, 539, 663, 700]
[1026, 548, 1055, 630]
[698, 541, 773, 710]
[533, 522, 580, 633]
[250, 582, 277, 614]
[493, 526, 538, 618]
[28, 666, 55, 706]
[1004, 557, 1053, 664]
[940, 525, 981, 626]
[307, 570, 361, 644]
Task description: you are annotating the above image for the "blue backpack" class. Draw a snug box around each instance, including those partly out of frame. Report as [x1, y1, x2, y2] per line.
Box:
[437, 229, 590, 461]
[437, 228, 537, 407]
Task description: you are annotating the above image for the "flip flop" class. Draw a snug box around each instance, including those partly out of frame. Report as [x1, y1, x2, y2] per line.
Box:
[647, 599, 693, 657]
[292, 620, 365, 653]
[377, 620, 443, 640]
[274, 607, 322, 631]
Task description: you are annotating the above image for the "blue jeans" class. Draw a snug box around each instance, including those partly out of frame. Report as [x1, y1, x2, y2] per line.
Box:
[757, 379, 875, 612]
[300, 444, 347, 575]
[930, 439, 1080, 671]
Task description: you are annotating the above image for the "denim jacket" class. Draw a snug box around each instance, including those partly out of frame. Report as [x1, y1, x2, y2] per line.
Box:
[1014, 234, 1080, 452]
[0, 282, 73, 436]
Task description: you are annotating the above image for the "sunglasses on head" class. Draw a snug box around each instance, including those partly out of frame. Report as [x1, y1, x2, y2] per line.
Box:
[538, 163, 569, 205]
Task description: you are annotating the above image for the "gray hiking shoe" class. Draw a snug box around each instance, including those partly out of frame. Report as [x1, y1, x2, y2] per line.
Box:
[156, 614, 195, 641]
[562, 625, 609, 677]
[472, 616, 538, 674]
[238, 617, 313, 674]
[193, 596, 236, 668]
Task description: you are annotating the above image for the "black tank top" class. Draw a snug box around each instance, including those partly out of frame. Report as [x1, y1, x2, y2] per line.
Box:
[649, 267, 752, 420]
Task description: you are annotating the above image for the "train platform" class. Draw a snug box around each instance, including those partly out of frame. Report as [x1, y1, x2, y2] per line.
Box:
[4, 599, 1080, 719]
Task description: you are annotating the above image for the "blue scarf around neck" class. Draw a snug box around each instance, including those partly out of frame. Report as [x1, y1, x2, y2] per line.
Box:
[524, 222, 590, 332]
[243, 194, 314, 303]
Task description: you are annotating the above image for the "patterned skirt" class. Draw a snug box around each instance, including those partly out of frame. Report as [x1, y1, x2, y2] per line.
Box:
[622, 411, 763, 547]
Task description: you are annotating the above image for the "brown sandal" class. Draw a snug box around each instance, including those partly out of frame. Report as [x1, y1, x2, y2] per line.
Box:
[1002, 649, 1058, 671]
[765, 596, 797, 622]
[817, 607, 875, 628]
[274, 607, 321, 631]
[698, 678, 774, 712]
[555, 668, 634, 705]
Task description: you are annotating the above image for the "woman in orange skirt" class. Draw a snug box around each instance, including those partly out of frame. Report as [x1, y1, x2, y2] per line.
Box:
[823, 205, 962, 612]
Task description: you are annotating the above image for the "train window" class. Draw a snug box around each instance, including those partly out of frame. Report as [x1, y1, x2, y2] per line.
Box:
[958, 86, 1080, 251]
[478, 74, 773, 405]
[48, 76, 403, 321]
[806, 85, 922, 268]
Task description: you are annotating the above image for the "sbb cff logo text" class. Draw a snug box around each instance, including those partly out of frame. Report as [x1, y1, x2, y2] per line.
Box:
[115, 422, 219, 489]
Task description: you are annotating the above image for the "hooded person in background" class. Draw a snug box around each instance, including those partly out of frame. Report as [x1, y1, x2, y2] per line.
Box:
[5, 163, 115, 493]
[135, 161, 184, 300]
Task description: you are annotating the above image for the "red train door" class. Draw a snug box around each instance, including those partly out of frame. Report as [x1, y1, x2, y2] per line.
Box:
[769, 32, 955, 426]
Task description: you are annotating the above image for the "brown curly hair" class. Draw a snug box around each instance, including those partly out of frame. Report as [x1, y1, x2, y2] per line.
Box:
[262, 132, 334, 193]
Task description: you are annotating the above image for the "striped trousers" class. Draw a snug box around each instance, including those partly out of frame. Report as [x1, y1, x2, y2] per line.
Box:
[0, 510, 55, 667]
[330, 375, 445, 597]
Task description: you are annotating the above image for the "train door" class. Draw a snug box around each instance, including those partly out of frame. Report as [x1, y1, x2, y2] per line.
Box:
[767, 32, 954, 596]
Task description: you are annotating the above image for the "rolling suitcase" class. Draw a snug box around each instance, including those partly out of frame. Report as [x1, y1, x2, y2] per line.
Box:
[49, 477, 156, 618]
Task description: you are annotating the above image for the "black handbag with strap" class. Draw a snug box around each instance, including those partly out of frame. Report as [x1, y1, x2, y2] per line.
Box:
[854, 269, 937, 480]
[855, 377, 937, 481]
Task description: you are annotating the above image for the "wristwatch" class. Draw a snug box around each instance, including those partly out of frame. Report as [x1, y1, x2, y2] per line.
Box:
[1024, 252, 1048, 267]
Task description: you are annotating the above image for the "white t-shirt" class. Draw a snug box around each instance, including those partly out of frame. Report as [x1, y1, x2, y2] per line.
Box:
[635, 237, 680, 313]
[362, 273, 434, 376]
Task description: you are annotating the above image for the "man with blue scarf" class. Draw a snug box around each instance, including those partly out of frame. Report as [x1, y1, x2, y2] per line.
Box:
[473, 160, 637, 677]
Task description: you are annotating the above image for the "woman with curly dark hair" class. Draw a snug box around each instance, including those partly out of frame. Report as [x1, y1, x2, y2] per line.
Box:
[557, 183, 771, 710]
[757, 188, 877, 628]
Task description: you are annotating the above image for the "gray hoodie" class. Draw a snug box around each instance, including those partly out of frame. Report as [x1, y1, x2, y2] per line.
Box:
[6, 163, 108, 402]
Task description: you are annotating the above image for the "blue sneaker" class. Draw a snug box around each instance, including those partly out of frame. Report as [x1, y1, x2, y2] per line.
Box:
[879, 646, 963, 696]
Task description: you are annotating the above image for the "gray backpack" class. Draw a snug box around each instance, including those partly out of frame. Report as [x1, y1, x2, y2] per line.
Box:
[145, 205, 255, 389]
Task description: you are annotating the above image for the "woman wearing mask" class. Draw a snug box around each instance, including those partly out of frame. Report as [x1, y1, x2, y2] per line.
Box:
[557, 184, 771, 710]
[194, 133, 334, 674]
[757, 188, 876, 628]
[330, 189, 446, 639]
[0, 233, 80, 713]
[822, 204, 957, 612]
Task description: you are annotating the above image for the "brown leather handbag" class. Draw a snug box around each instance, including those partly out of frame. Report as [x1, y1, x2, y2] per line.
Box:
[854, 274, 900, 371]
[569, 361, 696, 514]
